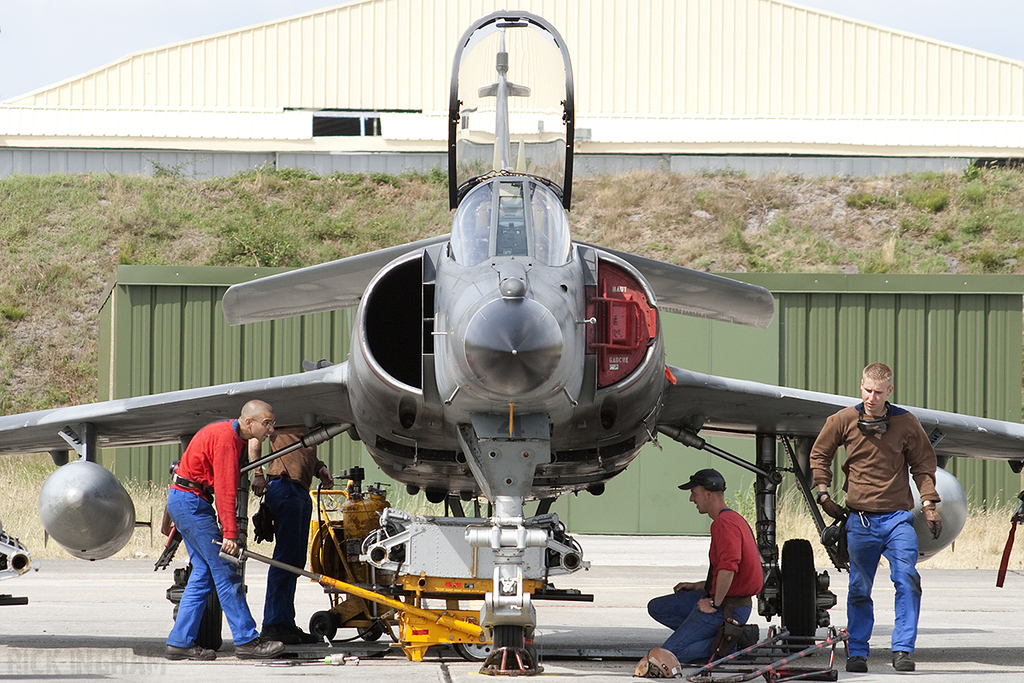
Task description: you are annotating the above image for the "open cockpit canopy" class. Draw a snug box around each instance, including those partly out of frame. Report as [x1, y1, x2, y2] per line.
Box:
[448, 11, 574, 210]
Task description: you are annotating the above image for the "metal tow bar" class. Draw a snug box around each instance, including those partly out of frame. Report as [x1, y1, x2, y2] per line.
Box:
[687, 626, 848, 683]
[219, 543, 485, 661]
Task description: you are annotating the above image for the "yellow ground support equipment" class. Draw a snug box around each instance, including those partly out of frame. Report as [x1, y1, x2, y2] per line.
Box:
[307, 469, 394, 642]
[227, 544, 488, 663]
[305, 467, 529, 662]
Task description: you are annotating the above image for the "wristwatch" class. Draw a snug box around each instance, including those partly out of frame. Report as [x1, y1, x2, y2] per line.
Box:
[709, 597, 718, 609]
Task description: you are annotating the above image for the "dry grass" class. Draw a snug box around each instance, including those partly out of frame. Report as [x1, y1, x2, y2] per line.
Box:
[0, 453, 276, 561]
[570, 167, 1024, 275]
[4, 452, 1022, 572]
[772, 489, 1024, 570]
[0, 170, 450, 414]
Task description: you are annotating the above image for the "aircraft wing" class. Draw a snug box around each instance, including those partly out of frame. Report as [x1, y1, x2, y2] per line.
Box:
[0, 364, 351, 455]
[577, 242, 775, 329]
[660, 366, 1024, 461]
[223, 234, 450, 325]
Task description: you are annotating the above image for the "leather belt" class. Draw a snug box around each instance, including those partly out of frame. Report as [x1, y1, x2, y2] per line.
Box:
[721, 595, 752, 610]
[173, 473, 214, 497]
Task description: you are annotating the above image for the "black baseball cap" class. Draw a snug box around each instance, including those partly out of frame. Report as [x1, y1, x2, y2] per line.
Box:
[678, 468, 726, 492]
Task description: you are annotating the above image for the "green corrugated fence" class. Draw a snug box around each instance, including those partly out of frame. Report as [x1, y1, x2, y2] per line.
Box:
[98, 266, 361, 485]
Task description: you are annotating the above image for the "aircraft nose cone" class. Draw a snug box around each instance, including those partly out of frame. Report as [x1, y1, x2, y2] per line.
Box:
[464, 298, 563, 395]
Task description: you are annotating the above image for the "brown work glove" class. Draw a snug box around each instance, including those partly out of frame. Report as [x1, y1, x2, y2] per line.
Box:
[924, 507, 942, 539]
[818, 493, 846, 521]
[317, 465, 334, 489]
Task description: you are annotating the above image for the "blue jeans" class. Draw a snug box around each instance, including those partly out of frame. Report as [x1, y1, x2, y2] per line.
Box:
[648, 589, 752, 664]
[166, 487, 259, 647]
[846, 509, 921, 657]
[263, 479, 313, 628]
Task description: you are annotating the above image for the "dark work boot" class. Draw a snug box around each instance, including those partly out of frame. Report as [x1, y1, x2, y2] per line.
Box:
[235, 636, 285, 659]
[165, 644, 216, 661]
[846, 656, 868, 673]
[261, 623, 300, 645]
[285, 624, 321, 644]
[892, 651, 915, 672]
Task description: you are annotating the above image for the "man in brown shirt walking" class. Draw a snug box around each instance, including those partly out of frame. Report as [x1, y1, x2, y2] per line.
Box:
[810, 363, 942, 674]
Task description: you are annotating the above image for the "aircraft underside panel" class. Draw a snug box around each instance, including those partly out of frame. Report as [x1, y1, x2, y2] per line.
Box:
[365, 437, 643, 500]
[363, 509, 585, 579]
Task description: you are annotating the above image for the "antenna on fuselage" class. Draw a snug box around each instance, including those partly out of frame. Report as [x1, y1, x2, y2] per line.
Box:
[478, 28, 530, 172]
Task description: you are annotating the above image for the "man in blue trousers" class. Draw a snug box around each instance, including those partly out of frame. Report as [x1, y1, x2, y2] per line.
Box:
[165, 399, 285, 661]
[647, 468, 763, 664]
[811, 362, 943, 673]
[251, 427, 333, 644]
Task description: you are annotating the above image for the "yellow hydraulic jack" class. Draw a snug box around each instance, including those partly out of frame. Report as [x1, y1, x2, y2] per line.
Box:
[221, 544, 486, 662]
[307, 484, 393, 641]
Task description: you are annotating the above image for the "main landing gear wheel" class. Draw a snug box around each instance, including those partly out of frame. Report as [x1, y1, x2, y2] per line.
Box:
[309, 610, 339, 641]
[781, 538, 817, 642]
[479, 625, 541, 676]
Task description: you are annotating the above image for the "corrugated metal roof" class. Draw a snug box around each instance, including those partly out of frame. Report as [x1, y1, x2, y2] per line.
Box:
[12, 0, 1024, 117]
[3, 0, 1023, 155]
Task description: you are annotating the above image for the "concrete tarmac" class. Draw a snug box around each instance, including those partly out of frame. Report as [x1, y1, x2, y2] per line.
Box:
[2, 535, 1024, 681]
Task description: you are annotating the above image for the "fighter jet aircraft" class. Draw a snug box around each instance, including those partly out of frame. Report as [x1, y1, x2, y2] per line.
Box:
[2, 9, 1024, 672]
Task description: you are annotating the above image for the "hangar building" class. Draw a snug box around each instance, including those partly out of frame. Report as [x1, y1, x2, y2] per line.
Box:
[2, 0, 1023, 176]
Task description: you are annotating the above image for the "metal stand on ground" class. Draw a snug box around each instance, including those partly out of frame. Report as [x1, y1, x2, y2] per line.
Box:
[686, 626, 848, 683]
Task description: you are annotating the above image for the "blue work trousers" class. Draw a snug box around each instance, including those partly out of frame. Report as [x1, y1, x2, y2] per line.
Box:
[846, 509, 921, 657]
[263, 478, 313, 628]
[647, 589, 751, 664]
[166, 487, 259, 647]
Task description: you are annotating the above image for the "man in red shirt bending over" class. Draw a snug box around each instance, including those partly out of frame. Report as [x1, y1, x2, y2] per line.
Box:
[647, 468, 763, 664]
[165, 399, 285, 661]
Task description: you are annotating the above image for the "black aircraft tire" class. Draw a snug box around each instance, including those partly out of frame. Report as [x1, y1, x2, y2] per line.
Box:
[196, 592, 223, 651]
[780, 538, 817, 641]
[492, 624, 525, 650]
